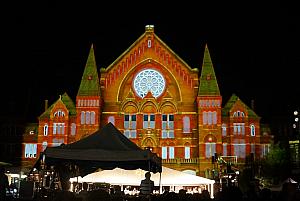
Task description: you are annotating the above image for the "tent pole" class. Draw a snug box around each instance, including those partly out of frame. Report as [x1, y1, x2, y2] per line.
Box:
[159, 172, 162, 194]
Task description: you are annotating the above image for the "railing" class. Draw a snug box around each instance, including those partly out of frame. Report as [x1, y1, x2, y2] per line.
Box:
[219, 156, 238, 165]
[162, 158, 199, 164]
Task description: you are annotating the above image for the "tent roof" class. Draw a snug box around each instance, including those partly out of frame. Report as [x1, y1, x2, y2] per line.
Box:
[70, 166, 215, 186]
[62, 122, 141, 151]
[43, 123, 162, 176]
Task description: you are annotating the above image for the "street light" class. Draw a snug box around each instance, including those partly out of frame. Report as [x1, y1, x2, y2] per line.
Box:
[293, 110, 299, 136]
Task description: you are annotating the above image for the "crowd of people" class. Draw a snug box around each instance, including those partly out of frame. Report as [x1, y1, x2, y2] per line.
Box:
[1, 170, 300, 201]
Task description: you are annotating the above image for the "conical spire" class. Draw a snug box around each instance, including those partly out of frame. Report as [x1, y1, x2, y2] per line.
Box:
[77, 44, 100, 96]
[198, 44, 220, 96]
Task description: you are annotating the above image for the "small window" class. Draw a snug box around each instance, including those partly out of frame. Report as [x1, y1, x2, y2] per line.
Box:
[222, 124, 227, 136]
[71, 123, 76, 136]
[81, 111, 85, 124]
[42, 142, 48, 151]
[184, 146, 190, 159]
[250, 124, 255, 136]
[108, 116, 115, 125]
[43, 124, 48, 136]
[183, 116, 190, 133]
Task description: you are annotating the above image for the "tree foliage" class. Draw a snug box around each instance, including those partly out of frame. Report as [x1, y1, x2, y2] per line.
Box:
[260, 143, 289, 183]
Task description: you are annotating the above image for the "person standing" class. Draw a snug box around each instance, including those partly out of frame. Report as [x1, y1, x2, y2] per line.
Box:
[139, 172, 154, 196]
[0, 167, 9, 201]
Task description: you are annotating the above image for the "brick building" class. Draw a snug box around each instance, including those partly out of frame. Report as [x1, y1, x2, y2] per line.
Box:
[21, 25, 273, 177]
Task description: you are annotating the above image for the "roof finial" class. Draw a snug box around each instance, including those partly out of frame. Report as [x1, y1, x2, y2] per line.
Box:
[145, 25, 154, 32]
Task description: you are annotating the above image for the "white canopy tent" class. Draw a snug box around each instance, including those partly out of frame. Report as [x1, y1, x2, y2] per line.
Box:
[70, 166, 215, 198]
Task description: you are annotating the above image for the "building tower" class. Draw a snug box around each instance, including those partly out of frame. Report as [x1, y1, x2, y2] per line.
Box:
[197, 45, 222, 176]
[76, 44, 101, 140]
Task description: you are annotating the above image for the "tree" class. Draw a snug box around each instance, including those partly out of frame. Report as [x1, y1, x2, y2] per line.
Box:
[260, 143, 289, 184]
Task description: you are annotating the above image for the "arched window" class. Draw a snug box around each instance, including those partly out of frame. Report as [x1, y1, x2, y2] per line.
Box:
[223, 143, 227, 156]
[86, 112, 90, 124]
[81, 111, 85, 124]
[183, 116, 190, 133]
[108, 116, 115, 125]
[169, 146, 175, 159]
[162, 146, 167, 159]
[203, 112, 207, 125]
[213, 111, 217, 125]
[250, 124, 255, 136]
[222, 124, 227, 136]
[208, 111, 212, 125]
[90, 112, 95, 124]
[233, 139, 246, 158]
[184, 146, 190, 159]
[43, 124, 48, 136]
[71, 123, 76, 136]
[42, 142, 48, 151]
[205, 143, 216, 158]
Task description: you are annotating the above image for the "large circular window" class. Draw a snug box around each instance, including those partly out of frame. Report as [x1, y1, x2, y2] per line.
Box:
[133, 69, 166, 98]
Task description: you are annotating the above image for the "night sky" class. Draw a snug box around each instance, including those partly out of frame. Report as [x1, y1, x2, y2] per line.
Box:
[1, 1, 299, 125]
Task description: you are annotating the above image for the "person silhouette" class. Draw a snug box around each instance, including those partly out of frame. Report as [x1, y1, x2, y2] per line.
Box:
[139, 172, 154, 196]
[0, 167, 9, 201]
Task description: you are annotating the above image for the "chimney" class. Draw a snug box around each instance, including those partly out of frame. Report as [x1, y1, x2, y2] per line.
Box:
[251, 99, 255, 110]
[45, 100, 48, 111]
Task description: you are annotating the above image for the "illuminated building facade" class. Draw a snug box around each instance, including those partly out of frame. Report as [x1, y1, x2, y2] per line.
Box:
[22, 25, 273, 176]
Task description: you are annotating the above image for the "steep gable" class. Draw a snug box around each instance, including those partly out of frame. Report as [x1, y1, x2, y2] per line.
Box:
[222, 94, 259, 118]
[39, 93, 76, 119]
[101, 25, 199, 89]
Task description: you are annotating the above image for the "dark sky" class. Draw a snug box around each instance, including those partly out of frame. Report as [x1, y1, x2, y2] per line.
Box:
[1, 1, 299, 124]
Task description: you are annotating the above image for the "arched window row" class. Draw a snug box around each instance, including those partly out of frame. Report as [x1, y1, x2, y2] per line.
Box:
[80, 111, 96, 125]
[203, 111, 217, 125]
[233, 123, 245, 135]
[233, 110, 245, 117]
[54, 110, 65, 117]
[53, 123, 65, 135]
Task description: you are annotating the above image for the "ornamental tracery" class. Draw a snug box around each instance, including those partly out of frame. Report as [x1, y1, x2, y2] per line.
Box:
[133, 69, 165, 98]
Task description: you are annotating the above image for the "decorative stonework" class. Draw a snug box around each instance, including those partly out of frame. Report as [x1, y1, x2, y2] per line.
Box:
[133, 69, 166, 98]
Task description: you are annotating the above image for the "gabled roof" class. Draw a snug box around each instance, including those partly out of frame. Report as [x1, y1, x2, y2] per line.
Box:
[39, 92, 76, 119]
[198, 44, 220, 96]
[222, 94, 259, 118]
[77, 44, 100, 96]
[105, 25, 195, 72]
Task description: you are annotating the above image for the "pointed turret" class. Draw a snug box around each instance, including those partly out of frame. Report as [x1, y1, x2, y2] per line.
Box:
[198, 44, 220, 96]
[77, 44, 100, 96]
